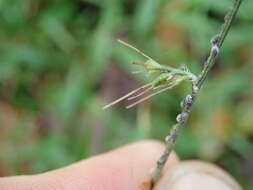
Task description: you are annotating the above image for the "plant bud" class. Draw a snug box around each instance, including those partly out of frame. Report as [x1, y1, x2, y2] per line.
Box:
[211, 45, 220, 56]
[185, 94, 193, 104]
[176, 112, 189, 123]
[210, 34, 220, 45]
[193, 85, 199, 94]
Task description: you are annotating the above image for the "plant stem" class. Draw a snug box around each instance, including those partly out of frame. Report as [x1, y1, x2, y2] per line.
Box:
[197, 0, 243, 87]
[152, 0, 243, 186]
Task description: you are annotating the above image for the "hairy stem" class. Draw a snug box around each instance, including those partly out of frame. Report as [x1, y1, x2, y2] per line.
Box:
[152, 0, 243, 186]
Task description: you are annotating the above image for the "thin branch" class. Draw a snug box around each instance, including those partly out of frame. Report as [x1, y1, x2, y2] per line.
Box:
[197, 0, 243, 87]
[152, 0, 243, 186]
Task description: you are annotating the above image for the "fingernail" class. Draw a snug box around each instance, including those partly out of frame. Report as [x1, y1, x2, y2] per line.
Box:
[153, 161, 242, 190]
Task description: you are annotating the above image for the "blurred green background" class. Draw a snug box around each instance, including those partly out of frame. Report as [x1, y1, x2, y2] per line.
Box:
[0, 0, 252, 189]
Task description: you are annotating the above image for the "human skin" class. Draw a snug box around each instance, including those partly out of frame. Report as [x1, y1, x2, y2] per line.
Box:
[0, 140, 241, 190]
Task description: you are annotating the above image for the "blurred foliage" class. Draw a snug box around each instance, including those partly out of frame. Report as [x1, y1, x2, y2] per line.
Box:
[0, 0, 252, 188]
